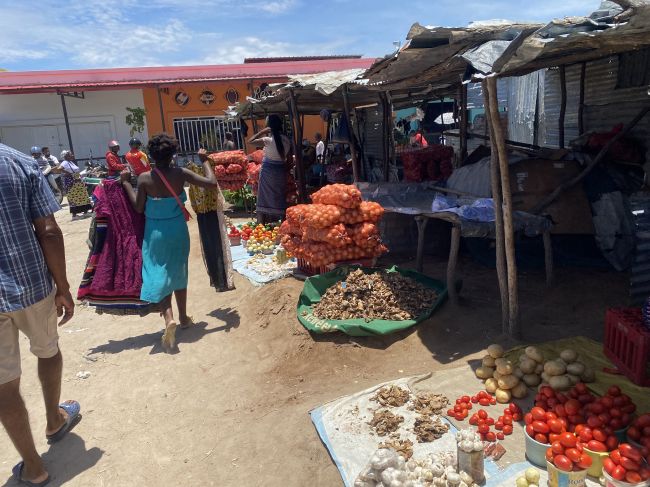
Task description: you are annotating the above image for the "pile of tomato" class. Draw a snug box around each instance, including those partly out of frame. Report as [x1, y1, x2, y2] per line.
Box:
[626, 413, 650, 449]
[447, 392, 521, 442]
[544, 432, 593, 472]
[603, 443, 650, 483]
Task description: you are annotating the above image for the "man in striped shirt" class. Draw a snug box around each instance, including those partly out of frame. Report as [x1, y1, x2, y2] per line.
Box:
[0, 143, 80, 486]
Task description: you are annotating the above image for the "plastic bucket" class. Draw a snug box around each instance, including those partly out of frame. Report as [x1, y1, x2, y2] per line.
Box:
[583, 447, 608, 478]
[615, 427, 629, 443]
[602, 469, 650, 487]
[525, 430, 549, 468]
[547, 460, 588, 487]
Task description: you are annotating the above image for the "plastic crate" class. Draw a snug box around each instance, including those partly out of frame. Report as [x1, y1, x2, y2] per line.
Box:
[603, 308, 650, 386]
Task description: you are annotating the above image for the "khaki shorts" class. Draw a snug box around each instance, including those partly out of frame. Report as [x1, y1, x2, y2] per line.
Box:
[0, 291, 59, 385]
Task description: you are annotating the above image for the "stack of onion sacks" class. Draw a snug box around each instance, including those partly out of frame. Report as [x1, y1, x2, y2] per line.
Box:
[209, 150, 249, 191]
[280, 184, 387, 268]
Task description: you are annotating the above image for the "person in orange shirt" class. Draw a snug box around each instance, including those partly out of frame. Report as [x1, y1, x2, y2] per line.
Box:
[125, 138, 151, 176]
[105, 140, 126, 177]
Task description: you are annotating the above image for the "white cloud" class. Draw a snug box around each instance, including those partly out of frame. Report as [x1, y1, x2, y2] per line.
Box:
[256, 0, 297, 14]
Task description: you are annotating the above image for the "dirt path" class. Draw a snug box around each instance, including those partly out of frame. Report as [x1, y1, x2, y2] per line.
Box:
[0, 209, 627, 486]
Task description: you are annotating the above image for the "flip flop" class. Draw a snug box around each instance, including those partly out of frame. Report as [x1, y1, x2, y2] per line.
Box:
[12, 462, 50, 487]
[46, 400, 81, 444]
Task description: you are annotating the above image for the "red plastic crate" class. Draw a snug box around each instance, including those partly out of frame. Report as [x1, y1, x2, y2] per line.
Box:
[603, 308, 650, 386]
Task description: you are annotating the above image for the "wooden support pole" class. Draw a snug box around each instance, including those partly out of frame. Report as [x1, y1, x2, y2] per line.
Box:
[486, 77, 519, 337]
[559, 65, 567, 149]
[60, 94, 74, 154]
[532, 105, 650, 214]
[543, 230, 554, 286]
[415, 216, 429, 274]
[157, 86, 166, 132]
[459, 83, 468, 167]
[578, 62, 586, 136]
[447, 225, 461, 305]
[287, 90, 307, 203]
[380, 93, 391, 182]
[342, 86, 360, 183]
[482, 80, 510, 334]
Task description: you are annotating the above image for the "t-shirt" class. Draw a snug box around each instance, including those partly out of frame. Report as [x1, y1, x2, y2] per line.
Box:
[316, 140, 325, 158]
[262, 134, 291, 162]
[125, 149, 151, 176]
[0, 143, 60, 312]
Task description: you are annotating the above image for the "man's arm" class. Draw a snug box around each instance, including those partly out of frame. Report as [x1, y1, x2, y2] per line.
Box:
[33, 215, 74, 325]
[107, 153, 126, 173]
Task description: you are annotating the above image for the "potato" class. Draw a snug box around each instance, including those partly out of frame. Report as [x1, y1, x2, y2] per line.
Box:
[566, 362, 585, 376]
[495, 358, 514, 375]
[512, 381, 528, 399]
[581, 367, 595, 383]
[549, 375, 571, 391]
[482, 355, 496, 368]
[523, 374, 541, 387]
[567, 374, 580, 385]
[560, 349, 578, 364]
[541, 372, 550, 383]
[485, 378, 498, 393]
[519, 357, 537, 374]
[525, 468, 541, 485]
[497, 374, 520, 390]
[544, 360, 566, 376]
[535, 363, 544, 375]
[514, 367, 524, 379]
[516, 477, 528, 487]
[492, 370, 503, 381]
[475, 366, 495, 380]
[495, 388, 512, 403]
[525, 346, 544, 363]
[487, 344, 504, 359]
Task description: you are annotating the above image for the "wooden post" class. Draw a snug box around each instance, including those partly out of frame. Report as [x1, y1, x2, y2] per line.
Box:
[157, 86, 166, 132]
[342, 85, 360, 182]
[380, 93, 391, 182]
[60, 94, 74, 154]
[578, 62, 586, 136]
[543, 230, 554, 286]
[287, 90, 307, 203]
[415, 216, 429, 273]
[482, 80, 510, 333]
[447, 225, 461, 305]
[486, 77, 520, 337]
[459, 83, 468, 166]
[559, 65, 567, 149]
[321, 114, 332, 186]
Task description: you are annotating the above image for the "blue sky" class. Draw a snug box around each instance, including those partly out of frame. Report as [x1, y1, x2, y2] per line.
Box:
[0, 0, 600, 71]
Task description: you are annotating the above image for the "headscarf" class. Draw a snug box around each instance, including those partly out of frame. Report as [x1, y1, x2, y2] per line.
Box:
[59, 150, 80, 173]
[60, 150, 72, 160]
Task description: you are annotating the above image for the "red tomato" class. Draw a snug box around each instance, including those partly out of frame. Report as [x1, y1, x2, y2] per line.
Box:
[587, 440, 607, 452]
[619, 444, 643, 463]
[447, 409, 455, 416]
[545, 411, 558, 421]
[533, 421, 550, 434]
[497, 432, 505, 441]
[644, 426, 650, 436]
[610, 450, 622, 465]
[478, 424, 489, 434]
[485, 431, 496, 442]
[479, 398, 490, 406]
[590, 403, 604, 415]
[601, 396, 614, 409]
[524, 413, 533, 425]
[490, 397, 496, 405]
[639, 467, 650, 481]
[547, 398, 559, 409]
[565, 399, 581, 416]
[546, 448, 555, 462]
[555, 405, 567, 418]
[621, 414, 632, 426]
[454, 404, 463, 413]
[612, 466, 627, 481]
[610, 408, 622, 418]
[626, 471, 643, 483]
[541, 386, 555, 398]
[608, 385, 622, 397]
[513, 413, 522, 422]
[592, 429, 607, 442]
[620, 456, 640, 472]
[606, 436, 619, 452]
[558, 418, 569, 431]
[579, 428, 593, 443]
[553, 455, 573, 472]
[587, 416, 602, 429]
[552, 441, 565, 455]
[535, 433, 548, 444]
[469, 415, 479, 426]
[575, 382, 588, 394]
[637, 414, 650, 428]
[578, 453, 592, 469]
[495, 421, 504, 431]
[549, 433, 562, 444]
[487, 418, 495, 426]
[509, 403, 521, 414]
[531, 407, 546, 421]
[603, 458, 616, 475]
[565, 448, 582, 463]
[478, 410, 488, 420]
[478, 391, 489, 399]
[503, 416, 513, 426]
[599, 413, 612, 425]
[461, 395, 470, 403]
[526, 424, 535, 437]
[568, 415, 583, 425]
[560, 432, 577, 449]
[548, 419, 563, 434]
[471, 396, 479, 404]
[458, 410, 468, 420]
[610, 418, 623, 430]
[578, 394, 594, 405]
[557, 393, 568, 404]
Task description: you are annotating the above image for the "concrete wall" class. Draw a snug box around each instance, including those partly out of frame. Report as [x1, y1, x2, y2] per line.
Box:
[0, 89, 147, 160]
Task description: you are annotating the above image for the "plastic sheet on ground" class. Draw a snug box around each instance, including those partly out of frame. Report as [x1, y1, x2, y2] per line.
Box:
[230, 244, 296, 286]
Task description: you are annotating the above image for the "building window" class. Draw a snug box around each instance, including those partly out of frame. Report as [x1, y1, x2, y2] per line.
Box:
[172, 116, 243, 154]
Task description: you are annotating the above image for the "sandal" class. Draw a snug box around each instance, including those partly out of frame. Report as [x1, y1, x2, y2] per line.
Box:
[162, 321, 177, 350]
[46, 400, 81, 444]
[12, 462, 50, 486]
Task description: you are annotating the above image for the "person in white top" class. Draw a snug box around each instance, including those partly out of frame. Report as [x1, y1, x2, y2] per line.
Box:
[315, 132, 325, 162]
[248, 115, 292, 223]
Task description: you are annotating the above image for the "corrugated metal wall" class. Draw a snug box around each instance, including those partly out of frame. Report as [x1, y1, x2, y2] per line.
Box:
[543, 55, 650, 157]
[507, 71, 542, 146]
[359, 105, 387, 181]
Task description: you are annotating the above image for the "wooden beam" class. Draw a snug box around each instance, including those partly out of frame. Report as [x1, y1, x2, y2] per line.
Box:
[578, 62, 586, 136]
[380, 93, 390, 182]
[482, 80, 509, 334]
[157, 86, 166, 132]
[459, 83, 468, 166]
[342, 85, 360, 183]
[486, 77, 519, 337]
[447, 225, 461, 305]
[287, 89, 307, 203]
[559, 65, 567, 149]
[532, 105, 650, 214]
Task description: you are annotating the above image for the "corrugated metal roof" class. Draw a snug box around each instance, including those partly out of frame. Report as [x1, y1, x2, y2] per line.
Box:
[243, 55, 362, 63]
[0, 58, 376, 94]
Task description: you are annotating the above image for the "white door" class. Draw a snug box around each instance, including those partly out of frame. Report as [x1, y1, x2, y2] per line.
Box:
[0, 125, 62, 155]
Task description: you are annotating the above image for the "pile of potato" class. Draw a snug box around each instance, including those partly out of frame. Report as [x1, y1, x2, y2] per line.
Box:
[475, 345, 595, 400]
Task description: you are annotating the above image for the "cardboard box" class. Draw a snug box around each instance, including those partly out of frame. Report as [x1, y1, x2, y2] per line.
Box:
[510, 159, 595, 235]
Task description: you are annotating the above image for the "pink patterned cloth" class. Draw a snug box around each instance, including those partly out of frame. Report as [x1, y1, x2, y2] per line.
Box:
[88, 179, 145, 297]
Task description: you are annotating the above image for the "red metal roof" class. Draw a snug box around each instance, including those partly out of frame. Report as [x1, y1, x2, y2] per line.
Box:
[0, 58, 375, 94]
[243, 55, 362, 63]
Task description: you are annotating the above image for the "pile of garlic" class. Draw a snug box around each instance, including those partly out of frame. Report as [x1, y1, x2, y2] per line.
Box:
[456, 429, 483, 454]
[475, 344, 527, 403]
[355, 449, 479, 487]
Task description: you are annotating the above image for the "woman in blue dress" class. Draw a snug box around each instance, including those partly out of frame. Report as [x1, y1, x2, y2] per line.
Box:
[121, 134, 218, 350]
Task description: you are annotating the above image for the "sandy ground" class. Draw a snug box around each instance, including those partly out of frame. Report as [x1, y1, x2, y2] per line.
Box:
[0, 206, 628, 486]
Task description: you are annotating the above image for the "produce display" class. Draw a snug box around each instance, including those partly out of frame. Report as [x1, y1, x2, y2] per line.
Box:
[545, 432, 593, 471]
[227, 226, 241, 245]
[312, 269, 438, 321]
[280, 184, 387, 268]
[238, 223, 280, 255]
[515, 468, 541, 487]
[447, 396, 520, 442]
[208, 150, 249, 191]
[401, 145, 454, 183]
[246, 150, 297, 204]
[603, 443, 650, 482]
[627, 413, 650, 449]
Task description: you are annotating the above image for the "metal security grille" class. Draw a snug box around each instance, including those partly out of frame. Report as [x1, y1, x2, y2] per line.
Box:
[172, 116, 243, 154]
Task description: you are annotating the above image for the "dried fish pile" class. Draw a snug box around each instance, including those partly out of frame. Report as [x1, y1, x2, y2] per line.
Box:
[312, 269, 438, 321]
[413, 415, 449, 443]
[408, 393, 450, 416]
[379, 437, 414, 460]
[371, 386, 411, 407]
[369, 410, 404, 436]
